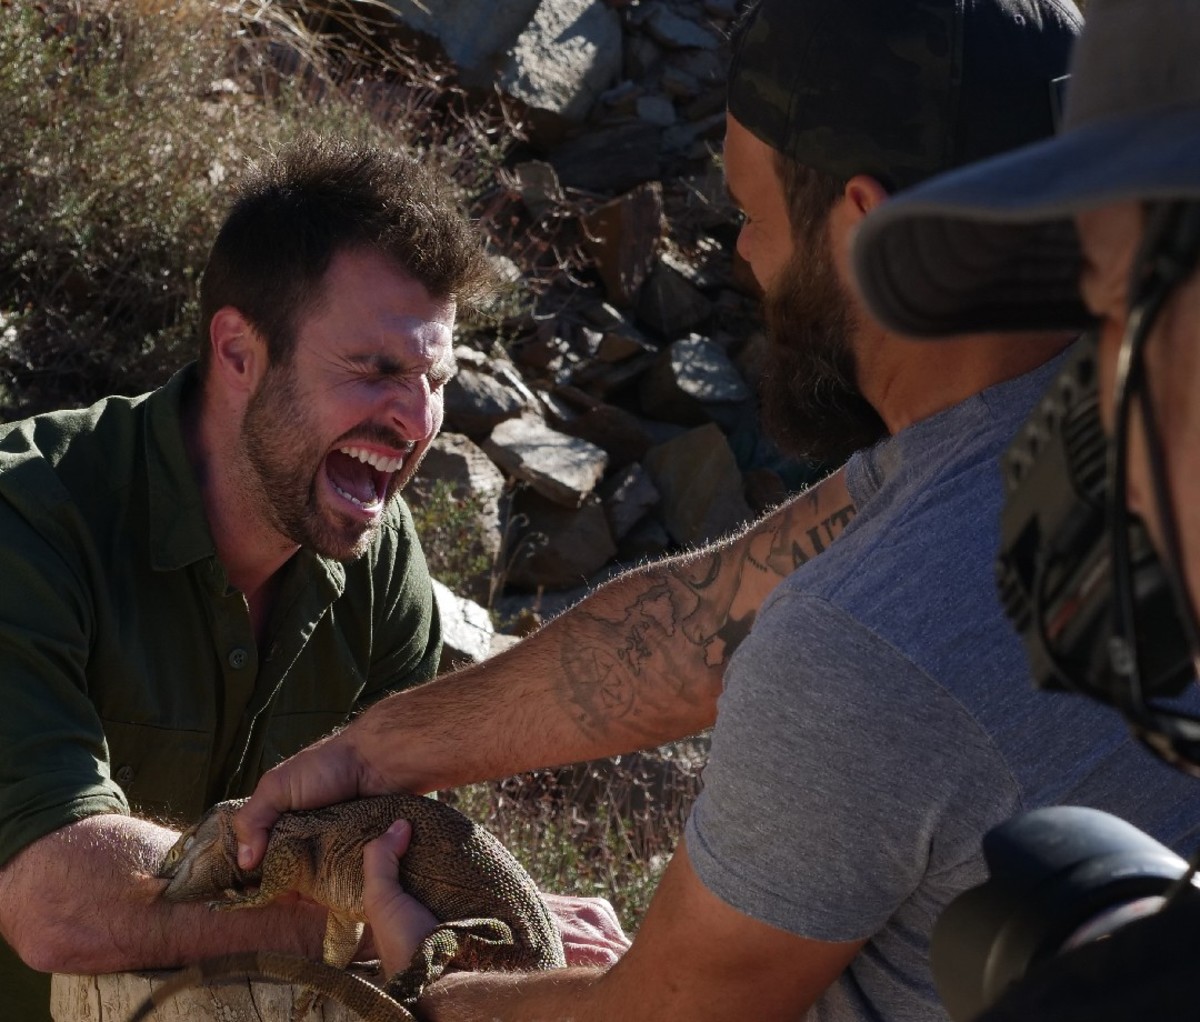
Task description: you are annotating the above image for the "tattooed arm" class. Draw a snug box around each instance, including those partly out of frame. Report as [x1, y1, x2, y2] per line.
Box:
[234, 469, 856, 861]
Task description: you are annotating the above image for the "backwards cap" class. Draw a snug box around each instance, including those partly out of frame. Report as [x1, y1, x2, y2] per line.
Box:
[727, 0, 1082, 193]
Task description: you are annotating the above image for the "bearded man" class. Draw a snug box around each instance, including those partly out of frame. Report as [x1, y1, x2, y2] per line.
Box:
[0, 136, 635, 1022]
[224, 4, 1200, 1021]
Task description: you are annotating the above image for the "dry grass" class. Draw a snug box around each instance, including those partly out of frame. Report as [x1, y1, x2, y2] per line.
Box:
[443, 740, 706, 932]
[0, 0, 520, 417]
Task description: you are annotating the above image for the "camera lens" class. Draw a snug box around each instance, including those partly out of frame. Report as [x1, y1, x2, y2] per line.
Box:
[932, 806, 1191, 1021]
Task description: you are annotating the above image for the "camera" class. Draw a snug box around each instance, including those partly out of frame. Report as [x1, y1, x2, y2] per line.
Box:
[930, 337, 1199, 1020]
[993, 336, 1192, 709]
[931, 805, 1197, 1020]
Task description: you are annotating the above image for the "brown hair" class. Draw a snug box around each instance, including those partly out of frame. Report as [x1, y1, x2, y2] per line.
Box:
[197, 135, 493, 374]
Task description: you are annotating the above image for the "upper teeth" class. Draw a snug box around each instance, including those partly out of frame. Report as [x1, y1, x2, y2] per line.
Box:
[340, 445, 407, 473]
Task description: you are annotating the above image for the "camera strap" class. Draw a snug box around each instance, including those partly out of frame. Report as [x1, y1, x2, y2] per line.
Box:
[1108, 201, 1200, 767]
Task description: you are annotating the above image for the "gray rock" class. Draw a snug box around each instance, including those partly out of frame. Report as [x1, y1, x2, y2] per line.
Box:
[512, 160, 566, 221]
[410, 431, 507, 516]
[665, 47, 726, 85]
[660, 65, 702, 100]
[533, 388, 579, 424]
[443, 347, 538, 439]
[488, 632, 523, 659]
[639, 333, 750, 426]
[549, 121, 663, 193]
[600, 462, 660, 540]
[380, 0, 619, 129]
[511, 330, 570, 372]
[636, 256, 714, 336]
[643, 4, 721, 50]
[443, 365, 532, 439]
[644, 422, 753, 546]
[595, 326, 657, 363]
[433, 579, 496, 672]
[624, 33, 664, 80]
[568, 349, 660, 400]
[616, 513, 672, 562]
[599, 79, 642, 117]
[380, 0, 541, 76]
[549, 387, 656, 469]
[483, 414, 609, 508]
[499, 0, 623, 127]
[504, 490, 617, 590]
[662, 110, 724, 156]
[636, 94, 677, 127]
[681, 88, 727, 122]
[581, 182, 664, 308]
[580, 300, 647, 332]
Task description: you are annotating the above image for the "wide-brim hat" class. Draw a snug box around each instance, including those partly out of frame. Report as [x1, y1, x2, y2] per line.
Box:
[852, 0, 1200, 338]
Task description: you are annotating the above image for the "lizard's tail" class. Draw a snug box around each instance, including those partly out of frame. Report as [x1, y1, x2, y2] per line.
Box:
[124, 950, 417, 1022]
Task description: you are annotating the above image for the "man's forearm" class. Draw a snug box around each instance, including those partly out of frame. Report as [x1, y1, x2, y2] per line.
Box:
[0, 814, 329, 974]
[347, 468, 856, 793]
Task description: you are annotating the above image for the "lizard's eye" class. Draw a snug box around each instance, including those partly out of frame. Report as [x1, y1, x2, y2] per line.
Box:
[165, 834, 193, 865]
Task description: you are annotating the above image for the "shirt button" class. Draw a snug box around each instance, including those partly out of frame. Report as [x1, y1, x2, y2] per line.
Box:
[228, 648, 249, 669]
[115, 765, 135, 786]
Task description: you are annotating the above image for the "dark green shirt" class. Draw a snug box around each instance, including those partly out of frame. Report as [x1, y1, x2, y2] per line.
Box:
[0, 366, 441, 1016]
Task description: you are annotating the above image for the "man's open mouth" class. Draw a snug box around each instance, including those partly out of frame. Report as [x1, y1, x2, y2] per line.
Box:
[323, 444, 410, 512]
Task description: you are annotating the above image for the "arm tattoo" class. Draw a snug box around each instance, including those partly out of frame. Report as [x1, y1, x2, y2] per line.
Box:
[558, 476, 857, 740]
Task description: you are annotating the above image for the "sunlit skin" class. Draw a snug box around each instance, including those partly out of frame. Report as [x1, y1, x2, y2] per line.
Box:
[723, 111, 902, 433]
[1077, 202, 1200, 650]
[187, 247, 456, 634]
[724, 113, 799, 294]
[721, 111, 1071, 442]
[247, 249, 458, 561]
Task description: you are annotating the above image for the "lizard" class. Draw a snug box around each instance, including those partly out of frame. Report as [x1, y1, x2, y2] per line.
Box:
[130, 793, 566, 1020]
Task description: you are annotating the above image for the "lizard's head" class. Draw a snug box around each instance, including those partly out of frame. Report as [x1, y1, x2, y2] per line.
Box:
[157, 798, 262, 902]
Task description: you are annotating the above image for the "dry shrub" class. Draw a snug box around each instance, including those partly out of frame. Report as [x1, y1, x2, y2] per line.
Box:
[443, 739, 708, 932]
[0, 0, 516, 419]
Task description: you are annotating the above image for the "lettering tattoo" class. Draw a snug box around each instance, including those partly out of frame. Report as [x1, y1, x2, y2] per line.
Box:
[559, 473, 857, 740]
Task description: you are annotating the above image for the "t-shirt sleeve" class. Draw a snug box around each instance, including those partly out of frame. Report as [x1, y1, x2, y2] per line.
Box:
[358, 498, 442, 709]
[685, 591, 1017, 942]
[0, 495, 127, 868]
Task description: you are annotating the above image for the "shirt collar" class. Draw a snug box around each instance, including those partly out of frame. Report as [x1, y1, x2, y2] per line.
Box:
[145, 364, 215, 572]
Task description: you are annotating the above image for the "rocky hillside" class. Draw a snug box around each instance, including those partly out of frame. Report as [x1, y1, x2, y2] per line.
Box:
[0, 0, 825, 663]
[375, 0, 824, 652]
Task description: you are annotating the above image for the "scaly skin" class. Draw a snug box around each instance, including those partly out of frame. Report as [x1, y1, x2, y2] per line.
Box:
[139, 794, 565, 1019]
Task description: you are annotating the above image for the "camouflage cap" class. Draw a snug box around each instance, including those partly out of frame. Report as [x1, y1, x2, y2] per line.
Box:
[727, 0, 1083, 192]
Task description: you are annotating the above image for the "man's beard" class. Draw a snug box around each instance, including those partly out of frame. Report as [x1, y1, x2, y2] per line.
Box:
[240, 362, 393, 563]
[759, 242, 888, 465]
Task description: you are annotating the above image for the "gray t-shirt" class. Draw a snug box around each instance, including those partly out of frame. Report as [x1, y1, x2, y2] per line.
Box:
[685, 356, 1200, 1021]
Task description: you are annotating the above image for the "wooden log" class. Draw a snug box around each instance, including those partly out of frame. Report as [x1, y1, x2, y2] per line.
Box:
[52, 966, 385, 1021]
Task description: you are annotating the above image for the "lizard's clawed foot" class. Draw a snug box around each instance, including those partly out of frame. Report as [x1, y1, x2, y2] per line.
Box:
[384, 918, 515, 1007]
